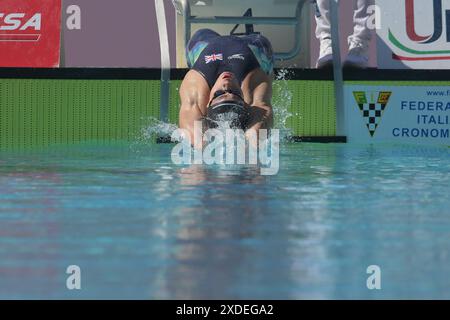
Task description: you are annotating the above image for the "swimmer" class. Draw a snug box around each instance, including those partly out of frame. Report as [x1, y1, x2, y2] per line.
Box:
[179, 29, 274, 147]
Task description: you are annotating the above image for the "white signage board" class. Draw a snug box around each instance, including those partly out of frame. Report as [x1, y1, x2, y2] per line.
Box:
[376, 0, 450, 69]
[345, 85, 450, 145]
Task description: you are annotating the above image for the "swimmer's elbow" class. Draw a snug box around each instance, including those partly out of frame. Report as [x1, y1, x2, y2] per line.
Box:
[179, 102, 204, 129]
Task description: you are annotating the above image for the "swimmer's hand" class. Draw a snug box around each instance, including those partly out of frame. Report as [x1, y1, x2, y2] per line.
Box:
[246, 103, 273, 129]
[244, 104, 273, 148]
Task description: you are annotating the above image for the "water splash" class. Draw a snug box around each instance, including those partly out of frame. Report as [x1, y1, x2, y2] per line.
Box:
[207, 112, 243, 130]
[272, 68, 295, 141]
[140, 117, 178, 142]
[137, 68, 296, 145]
[131, 117, 178, 152]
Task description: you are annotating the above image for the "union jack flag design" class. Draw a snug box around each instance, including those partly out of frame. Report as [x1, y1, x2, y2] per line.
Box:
[205, 53, 223, 64]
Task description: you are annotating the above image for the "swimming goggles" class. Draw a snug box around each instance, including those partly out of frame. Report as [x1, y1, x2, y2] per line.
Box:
[211, 89, 244, 102]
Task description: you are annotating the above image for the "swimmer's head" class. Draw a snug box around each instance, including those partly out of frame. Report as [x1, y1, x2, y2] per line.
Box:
[209, 72, 244, 106]
[205, 72, 249, 130]
[205, 102, 250, 130]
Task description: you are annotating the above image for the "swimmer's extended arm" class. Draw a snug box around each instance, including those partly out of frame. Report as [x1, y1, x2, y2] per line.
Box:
[245, 71, 274, 133]
[179, 101, 205, 149]
[179, 71, 210, 148]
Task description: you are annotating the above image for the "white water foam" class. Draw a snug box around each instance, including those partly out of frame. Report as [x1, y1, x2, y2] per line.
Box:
[272, 68, 295, 141]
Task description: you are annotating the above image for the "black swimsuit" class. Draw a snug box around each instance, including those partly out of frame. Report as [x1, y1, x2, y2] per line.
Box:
[186, 29, 274, 88]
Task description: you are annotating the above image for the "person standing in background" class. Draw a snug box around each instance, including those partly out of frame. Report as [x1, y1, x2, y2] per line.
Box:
[314, 0, 375, 69]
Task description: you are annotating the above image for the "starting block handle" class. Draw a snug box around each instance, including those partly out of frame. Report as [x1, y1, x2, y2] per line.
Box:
[176, 0, 309, 62]
[230, 8, 256, 36]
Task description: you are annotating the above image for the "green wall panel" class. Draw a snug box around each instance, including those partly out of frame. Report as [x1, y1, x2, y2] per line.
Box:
[169, 80, 182, 125]
[1, 78, 337, 149]
[284, 80, 335, 136]
[0, 79, 160, 150]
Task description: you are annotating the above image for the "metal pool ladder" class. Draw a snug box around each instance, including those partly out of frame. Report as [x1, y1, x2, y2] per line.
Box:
[172, 0, 309, 62]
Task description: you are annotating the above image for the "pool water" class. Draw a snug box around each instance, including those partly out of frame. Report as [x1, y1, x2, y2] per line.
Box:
[0, 142, 449, 299]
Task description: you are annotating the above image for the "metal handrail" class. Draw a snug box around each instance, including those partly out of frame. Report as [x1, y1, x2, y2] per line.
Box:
[174, 0, 308, 61]
[329, 0, 345, 137]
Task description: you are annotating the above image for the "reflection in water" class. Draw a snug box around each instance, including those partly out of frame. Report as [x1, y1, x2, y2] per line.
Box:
[161, 165, 291, 299]
[153, 146, 341, 299]
[316, 144, 450, 299]
[1, 144, 450, 299]
[0, 166, 63, 298]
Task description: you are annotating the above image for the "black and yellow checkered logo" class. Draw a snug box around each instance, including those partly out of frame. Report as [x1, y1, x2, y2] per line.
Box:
[353, 91, 392, 137]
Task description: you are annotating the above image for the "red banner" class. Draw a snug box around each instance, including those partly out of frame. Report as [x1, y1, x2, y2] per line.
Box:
[0, 0, 61, 67]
